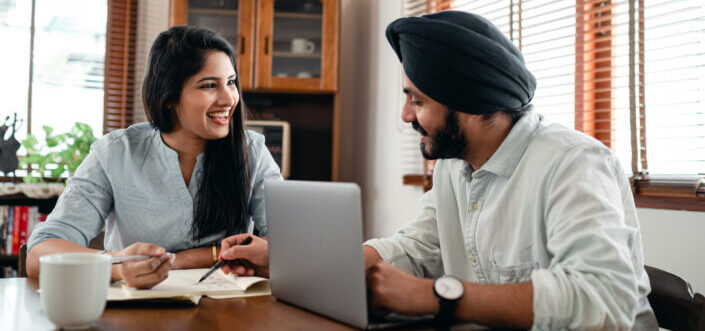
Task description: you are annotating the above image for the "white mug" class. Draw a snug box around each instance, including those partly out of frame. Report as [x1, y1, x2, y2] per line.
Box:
[291, 38, 315, 54]
[40, 253, 111, 330]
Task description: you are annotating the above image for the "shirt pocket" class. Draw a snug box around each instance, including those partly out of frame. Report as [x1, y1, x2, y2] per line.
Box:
[492, 260, 540, 284]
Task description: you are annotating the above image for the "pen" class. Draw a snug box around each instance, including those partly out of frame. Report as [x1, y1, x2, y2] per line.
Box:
[110, 253, 175, 264]
[198, 236, 253, 283]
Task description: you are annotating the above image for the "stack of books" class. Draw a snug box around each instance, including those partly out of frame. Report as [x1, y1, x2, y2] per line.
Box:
[0, 205, 48, 255]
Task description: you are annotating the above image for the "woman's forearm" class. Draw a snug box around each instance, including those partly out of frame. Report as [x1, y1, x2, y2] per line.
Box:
[27, 239, 104, 278]
[172, 246, 217, 270]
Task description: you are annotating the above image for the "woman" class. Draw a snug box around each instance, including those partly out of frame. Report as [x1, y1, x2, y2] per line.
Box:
[26, 26, 281, 288]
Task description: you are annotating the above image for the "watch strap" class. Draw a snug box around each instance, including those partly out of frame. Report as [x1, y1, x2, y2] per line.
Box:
[436, 296, 458, 329]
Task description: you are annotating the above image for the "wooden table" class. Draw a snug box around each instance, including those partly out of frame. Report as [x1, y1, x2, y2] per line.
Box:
[2, 278, 493, 331]
[1, 278, 359, 331]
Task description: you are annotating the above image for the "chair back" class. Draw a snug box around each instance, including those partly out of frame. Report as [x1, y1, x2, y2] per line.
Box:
[18, 244, 27, 277]
[646, 265, 705, 331]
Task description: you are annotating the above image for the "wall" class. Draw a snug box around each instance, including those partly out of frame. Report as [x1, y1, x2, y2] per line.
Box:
[638, 208, 705, 293]
[339, 0, 424, 239]
[339, 0, 705, 295]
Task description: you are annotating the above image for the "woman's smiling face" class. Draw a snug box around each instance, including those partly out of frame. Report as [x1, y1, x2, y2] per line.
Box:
[171, 50, 239, 141]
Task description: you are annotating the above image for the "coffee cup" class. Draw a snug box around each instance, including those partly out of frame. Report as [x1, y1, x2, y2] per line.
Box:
[40, 253, 111, 329]
[291, 38, 315, 54]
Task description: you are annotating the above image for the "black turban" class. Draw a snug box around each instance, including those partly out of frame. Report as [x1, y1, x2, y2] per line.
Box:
[386, 10, 536, 114]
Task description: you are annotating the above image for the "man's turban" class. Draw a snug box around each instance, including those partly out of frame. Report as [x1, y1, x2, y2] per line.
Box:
[386, 10, 536, 114]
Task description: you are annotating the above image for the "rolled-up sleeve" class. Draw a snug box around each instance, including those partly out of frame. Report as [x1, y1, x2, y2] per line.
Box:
[247, 132, 283, 237]
[27, 142, 114, 253]
[364, 178, 442, 278]
[531, 146, 640, 330]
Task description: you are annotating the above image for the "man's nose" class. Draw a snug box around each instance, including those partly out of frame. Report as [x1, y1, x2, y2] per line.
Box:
[401, 102, 415, 123]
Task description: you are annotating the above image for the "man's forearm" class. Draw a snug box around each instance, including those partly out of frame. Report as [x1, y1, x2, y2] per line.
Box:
[363, 245, 383, 271]
[454, 281, 534, 329]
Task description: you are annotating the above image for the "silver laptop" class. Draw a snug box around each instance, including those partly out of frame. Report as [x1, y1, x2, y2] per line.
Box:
[265, 180, 433, 329]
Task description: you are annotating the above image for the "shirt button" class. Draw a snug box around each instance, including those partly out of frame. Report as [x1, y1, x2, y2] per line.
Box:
[471, 256, 477, 263]
[472, 203, 478, 211]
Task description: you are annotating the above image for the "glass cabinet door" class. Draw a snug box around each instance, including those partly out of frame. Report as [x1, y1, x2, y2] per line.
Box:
[171, 0, 255, 88]
[256, 0, 338, 92]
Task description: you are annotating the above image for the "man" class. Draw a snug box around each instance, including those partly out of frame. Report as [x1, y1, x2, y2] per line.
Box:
[361, 10, 658, 330]
[218, 10, 657, 330]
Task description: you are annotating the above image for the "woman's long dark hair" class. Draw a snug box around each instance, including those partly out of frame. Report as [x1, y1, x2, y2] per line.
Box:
[142, 26, 250, 241]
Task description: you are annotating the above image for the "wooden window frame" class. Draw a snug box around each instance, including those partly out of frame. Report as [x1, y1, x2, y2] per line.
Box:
[578, 0, 704, 212]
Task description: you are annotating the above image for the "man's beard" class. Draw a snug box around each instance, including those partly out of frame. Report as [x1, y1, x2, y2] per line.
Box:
[413, 110, 467, 160]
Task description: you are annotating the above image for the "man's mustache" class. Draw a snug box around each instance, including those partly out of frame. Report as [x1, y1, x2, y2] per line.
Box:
[412, 121, 428, 136]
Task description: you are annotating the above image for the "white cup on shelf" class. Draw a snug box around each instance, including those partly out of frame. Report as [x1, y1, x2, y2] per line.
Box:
[291, 38, 315, 54]
[296, 71, 313, 78]
[39, 253, 111, 330]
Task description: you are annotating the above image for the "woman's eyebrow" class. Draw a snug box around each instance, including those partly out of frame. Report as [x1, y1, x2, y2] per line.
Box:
[196, 74, 236, 83]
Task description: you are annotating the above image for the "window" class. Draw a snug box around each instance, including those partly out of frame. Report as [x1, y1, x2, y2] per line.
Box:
[401, 0, 705, 210]
[0, 0, 106, 147]
[104, 0, 169, 132]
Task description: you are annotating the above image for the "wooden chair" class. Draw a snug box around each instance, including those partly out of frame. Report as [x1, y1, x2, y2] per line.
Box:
[18, 231, 105, 277]
[646, 265, 705, 331]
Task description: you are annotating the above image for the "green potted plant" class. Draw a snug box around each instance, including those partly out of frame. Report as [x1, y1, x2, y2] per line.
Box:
[20, 122, 97, 183]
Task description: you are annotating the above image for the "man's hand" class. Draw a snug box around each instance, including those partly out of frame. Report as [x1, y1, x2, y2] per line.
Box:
[113, 242, 172, 289]
[366, 261, 438, 316]
[363, 245, 383, 272]
[219, 234, 269, 277]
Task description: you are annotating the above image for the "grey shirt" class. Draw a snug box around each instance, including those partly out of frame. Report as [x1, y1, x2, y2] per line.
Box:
[27, 123, 282, 253]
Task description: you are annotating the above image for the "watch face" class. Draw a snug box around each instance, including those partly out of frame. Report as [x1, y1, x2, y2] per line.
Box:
[434, 276, 464, 300]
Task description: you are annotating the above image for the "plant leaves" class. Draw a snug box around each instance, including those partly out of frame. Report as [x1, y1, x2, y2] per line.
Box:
[42, 125, 53, 135]
[51, 166, 66, 178]
[46, 137, 59, 147]
[22, 122, 98, 180]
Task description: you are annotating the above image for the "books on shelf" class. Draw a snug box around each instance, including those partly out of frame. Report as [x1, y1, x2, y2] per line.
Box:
[0, 205, 48, 255]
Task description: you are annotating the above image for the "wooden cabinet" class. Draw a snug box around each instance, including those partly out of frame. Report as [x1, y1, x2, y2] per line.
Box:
[170, 0, 338, 93]
[170, 0, 257, 90]
[254, 0, 338, 92]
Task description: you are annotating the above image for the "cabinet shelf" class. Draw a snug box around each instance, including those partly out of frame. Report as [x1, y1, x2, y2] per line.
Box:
[189, 8, 238, 16]
[272, 51, 321, 58]
[274, 12, 322, 20]
[0, 254, 17, 263]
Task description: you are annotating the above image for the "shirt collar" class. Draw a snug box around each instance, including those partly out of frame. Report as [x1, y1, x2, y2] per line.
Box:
[153, 129, 205, 163]
[476, 106, 541, 179]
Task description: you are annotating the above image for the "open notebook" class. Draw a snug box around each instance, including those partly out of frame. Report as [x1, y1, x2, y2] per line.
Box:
[108, 268, 270, 304]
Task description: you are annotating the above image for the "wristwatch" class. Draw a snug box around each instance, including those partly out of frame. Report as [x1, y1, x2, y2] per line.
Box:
[433, 275, 464, 329]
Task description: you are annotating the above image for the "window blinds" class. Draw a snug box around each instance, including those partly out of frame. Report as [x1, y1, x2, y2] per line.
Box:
[400, 0, 704, 179]
[132, 0, 169, 124]
[641, 0, 705, 176]
[104, 0, 137, 133]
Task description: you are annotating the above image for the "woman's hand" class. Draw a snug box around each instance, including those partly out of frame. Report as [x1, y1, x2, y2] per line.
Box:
[112, 242, 173, 289]
[219, 234, 269, 277]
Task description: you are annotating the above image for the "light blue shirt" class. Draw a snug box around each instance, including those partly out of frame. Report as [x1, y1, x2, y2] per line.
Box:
[364, 109, 658, 330]
[27, 123, 282, 253]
